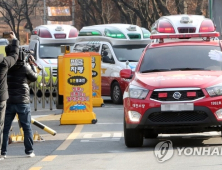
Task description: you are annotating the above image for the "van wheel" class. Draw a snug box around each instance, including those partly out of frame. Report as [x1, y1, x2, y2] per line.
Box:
[111, 82, 123, 104]
[124, 118, 143, 147]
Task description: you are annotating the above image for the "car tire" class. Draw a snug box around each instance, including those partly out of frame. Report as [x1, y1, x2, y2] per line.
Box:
[124, 118, 143, 147]
[144, 130, 158, 139]
[111, 82, 123, 104]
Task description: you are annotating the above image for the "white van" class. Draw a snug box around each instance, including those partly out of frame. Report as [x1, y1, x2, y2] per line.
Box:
[73, 24, 151, 104]
[29, 25, 78, 84]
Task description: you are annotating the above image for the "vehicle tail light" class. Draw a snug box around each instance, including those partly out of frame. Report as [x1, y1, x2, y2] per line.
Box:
[54, 34, 66, 39]
[69, 28, 78, 38]
[187, 92, 196, 97]
[157, 20, 175, 33]
[158, 93, 167, 98]
[199, 19, 215, 32]
[39, 29, 52, 38]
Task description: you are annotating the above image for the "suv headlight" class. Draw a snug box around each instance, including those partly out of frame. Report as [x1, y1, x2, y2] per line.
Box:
[129, 84, 149, 99]
[206, 84, 222, 96]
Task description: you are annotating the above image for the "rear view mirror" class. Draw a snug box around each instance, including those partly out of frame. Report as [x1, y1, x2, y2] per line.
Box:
[120, 69, 132, 79]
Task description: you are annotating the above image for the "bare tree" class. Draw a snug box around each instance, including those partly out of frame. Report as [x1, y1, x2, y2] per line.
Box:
[0, 0, 41, 39]
[0, 0, 26, 39]
[23, 0, 40, 32]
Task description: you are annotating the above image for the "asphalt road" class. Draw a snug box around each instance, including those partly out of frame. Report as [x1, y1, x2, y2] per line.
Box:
[1, 97, 222, 170]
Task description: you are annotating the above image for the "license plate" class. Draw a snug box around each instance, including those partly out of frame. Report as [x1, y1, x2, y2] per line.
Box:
[161, 103, 194, 111]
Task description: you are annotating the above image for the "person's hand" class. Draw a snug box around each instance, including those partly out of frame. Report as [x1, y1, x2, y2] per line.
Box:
[28, 55, 35, 65]
[9, 31, 17, 40]
[208, 50, 222, 62]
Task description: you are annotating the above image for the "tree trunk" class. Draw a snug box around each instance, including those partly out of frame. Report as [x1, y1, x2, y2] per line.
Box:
[155, 0, 171, 16]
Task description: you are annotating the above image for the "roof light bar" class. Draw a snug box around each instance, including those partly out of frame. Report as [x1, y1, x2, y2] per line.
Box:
[54, 34, 66, 39]
[141, 28, 151, 38]
[157, 20, 175, 33]
[150, 32, 220, 40]
[78, 29, 102, 36]
[39, 29, 52, 38]
[104, 28, 126, 39]
[199, 19, 215, 32]
[69, 28, 78, 38]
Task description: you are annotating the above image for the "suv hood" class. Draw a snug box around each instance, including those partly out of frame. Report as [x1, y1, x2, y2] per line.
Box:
[135, 71, 222, 90]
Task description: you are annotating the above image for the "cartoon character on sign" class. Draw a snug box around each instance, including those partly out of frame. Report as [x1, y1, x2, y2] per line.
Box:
[92, 92, 96, 97]
[70, 104, 86, 111]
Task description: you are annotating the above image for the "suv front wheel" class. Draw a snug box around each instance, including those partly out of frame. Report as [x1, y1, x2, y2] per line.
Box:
[124, 118, 143, 147]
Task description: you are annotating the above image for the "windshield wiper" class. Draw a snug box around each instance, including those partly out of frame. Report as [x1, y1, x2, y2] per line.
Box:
[141, 69, 170, 73]
[170, 67, 210, 71]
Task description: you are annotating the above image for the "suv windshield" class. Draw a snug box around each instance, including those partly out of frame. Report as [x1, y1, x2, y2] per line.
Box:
[113, 45, 146, 62]
[39, 43, 74, 58]
[140, 45, 222, 72]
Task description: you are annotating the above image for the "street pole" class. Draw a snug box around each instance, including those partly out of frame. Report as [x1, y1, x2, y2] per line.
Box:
[72, 0, 75, 26]
[44, 0, 46, 25]
[209, 0, 213, 19]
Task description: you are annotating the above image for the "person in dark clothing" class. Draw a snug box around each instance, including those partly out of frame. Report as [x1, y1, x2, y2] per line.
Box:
[0, 49, 38, 159]
[0, 32, 19, 160]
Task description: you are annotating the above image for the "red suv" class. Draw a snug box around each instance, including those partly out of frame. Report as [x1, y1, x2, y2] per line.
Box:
[121, 32, 222, 147]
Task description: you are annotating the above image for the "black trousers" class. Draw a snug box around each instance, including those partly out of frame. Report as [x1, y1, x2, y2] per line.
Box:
[0, 101, 6, 153]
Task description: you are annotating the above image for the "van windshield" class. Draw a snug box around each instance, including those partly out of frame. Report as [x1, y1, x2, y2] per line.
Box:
[39, 43, 74, 58]
[113, 45, 146, 62]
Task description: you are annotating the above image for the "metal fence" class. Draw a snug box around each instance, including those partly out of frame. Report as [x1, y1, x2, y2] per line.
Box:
[29, 67, 58, 111]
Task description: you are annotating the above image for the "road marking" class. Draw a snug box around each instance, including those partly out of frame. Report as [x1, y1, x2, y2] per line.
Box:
[81, 132, 122, 142]
[102, 133, 111, 138]
[29, 167, 42, 170]
[56, 125, 83, 150]
[83, 133, 93, 138]
[112, 132, 122, 139]
[42, 155, 57, 161]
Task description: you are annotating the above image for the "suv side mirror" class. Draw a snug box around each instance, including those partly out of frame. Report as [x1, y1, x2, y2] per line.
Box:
[120, 69, 132, 79]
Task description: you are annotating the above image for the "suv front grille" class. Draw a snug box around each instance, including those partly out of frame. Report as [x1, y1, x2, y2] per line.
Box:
[150, 89, 204, 101]
[178, 27, 196, 33]
[148, 111, 208, 123]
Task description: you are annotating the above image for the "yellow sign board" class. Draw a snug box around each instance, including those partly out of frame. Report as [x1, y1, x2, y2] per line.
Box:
[60, 52, 97, 124]
[89, 52, 104, 107]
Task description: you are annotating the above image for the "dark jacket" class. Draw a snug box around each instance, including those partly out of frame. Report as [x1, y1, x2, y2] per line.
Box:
[7, 61, 38, 104]
[0, 39, 19, 101]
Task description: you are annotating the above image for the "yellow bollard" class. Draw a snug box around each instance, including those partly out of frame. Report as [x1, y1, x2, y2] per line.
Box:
[31, 118, 57, 136]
